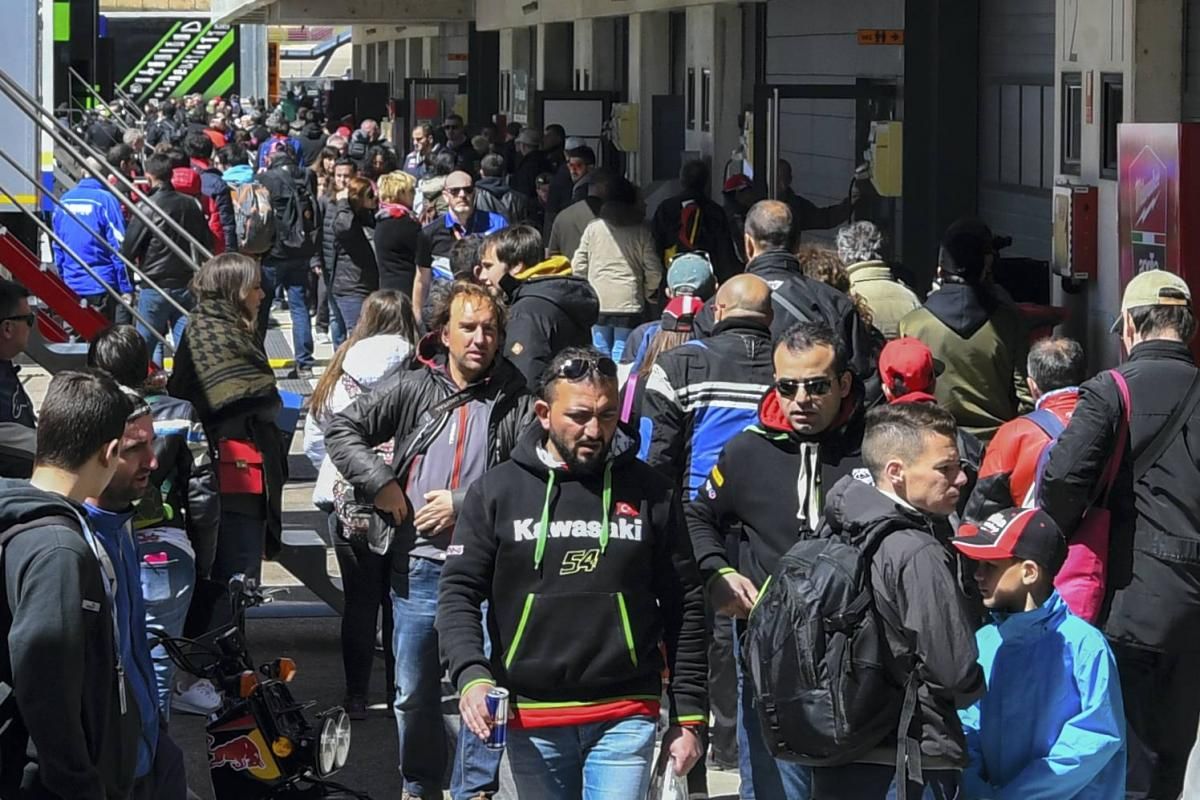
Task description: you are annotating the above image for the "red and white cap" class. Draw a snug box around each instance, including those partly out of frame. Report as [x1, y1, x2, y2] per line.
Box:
[952, 507, 1067, 573]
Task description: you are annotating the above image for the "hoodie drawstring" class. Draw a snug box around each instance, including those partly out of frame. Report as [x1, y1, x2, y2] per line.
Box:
[533, 463, 613, 570]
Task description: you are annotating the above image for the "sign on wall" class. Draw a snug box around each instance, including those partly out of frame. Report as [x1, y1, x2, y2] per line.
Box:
[112, 17, 241, 103]
[1118, 124, 1178, 288]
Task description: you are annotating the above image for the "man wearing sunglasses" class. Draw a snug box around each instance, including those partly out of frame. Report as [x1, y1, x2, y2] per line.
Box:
[686, 320, 870, 800]
[442, 114, 477, 172]
[413, 170, 508, 327]
[439, 346, 707, 799]
[0, 279, 37, 480]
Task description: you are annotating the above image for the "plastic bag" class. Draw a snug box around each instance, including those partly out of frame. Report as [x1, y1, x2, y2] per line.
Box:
[646, 752, 688, 800]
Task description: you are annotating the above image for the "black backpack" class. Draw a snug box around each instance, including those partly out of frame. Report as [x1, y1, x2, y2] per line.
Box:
[266, 164, 318, 256]
[742, 523, 922, 795]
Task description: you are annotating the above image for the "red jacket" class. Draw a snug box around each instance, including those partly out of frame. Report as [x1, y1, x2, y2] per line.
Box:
[978, 388, 1080, 506]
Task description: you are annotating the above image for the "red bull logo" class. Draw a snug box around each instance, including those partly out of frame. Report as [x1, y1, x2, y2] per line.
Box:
[210, 734, 267, 772]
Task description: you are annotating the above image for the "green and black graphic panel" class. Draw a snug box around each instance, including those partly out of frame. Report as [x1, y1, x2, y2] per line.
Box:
[111, 17, 240, 103]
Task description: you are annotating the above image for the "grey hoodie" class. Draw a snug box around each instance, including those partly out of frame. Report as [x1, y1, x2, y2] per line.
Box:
[0, 480, 140, 800]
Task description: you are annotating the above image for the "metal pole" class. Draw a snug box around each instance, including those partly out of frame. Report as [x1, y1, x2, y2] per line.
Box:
[0, 183, 170, 347]
[0, 145, 189, 318]
[0, 67, 214, 265]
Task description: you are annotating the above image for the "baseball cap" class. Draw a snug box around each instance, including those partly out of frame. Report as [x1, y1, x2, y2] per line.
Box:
[1109, 270, 1193, 333]
[939, 217, 994, 283]
[662, 295, 703, 333]
[666, 252, 716, 300]
[879, 337, 944, 403]
[722, 174, 752, 194]
[952, 507, 1067, 574]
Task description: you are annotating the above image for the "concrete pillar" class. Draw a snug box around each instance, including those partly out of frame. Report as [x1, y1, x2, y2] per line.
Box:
[409, 38, 424, 79]
[629, 11, 671, 184]
[352, 44, 366, 80]
[392, 38, 407, 95]
[681, 4, 742, 195]
[574, 17, 618, 92]
[537, 22, 572, 93]
[239, 24, 268, 100]
[423, 34, 440, 77]
[1132, 0, 1183, 122]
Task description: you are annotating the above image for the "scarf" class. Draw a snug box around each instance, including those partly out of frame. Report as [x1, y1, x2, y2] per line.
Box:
[377, 202, 411, 220]
[169, 299, 276, 418]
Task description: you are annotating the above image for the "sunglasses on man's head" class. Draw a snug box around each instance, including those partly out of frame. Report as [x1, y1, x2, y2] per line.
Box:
[554, 356, 618, 383]
[775, 377, 834, 399]
[1, 313, 35, 328]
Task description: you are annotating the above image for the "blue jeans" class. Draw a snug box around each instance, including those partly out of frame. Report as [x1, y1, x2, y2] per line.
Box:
[734, 619, 812, 799]
[509, 715, 657, 799]
[262, 260, 314, 368]
[450, 601, 503, 800]
[592, 325, 634, 362]
[811, 764, 961, 799]
[391, 556, 447, 797]
[136, 287, 193, 364]
[335, 294, 364, 336]
[136, 537, 195, 722]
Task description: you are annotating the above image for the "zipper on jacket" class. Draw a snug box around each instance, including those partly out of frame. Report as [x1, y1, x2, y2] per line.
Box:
[504, 593, 537, 669]
[616, 592, 638, 668]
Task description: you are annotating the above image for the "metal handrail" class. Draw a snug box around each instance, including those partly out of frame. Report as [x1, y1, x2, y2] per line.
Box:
[0, 179, 169, 347]
[0, 145, 189, 318]
[0, 66, 215, 266]
[112, 85, 147, 121]
[67, 68, 132, 134]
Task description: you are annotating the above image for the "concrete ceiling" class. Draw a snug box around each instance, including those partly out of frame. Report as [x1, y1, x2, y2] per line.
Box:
[212, 0, 472, 25]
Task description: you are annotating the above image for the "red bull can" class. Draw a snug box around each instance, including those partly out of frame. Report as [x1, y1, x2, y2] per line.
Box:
[485, 687, 509, 750]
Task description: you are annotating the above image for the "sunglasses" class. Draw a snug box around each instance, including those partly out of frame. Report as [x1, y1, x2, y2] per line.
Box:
[1, 313, 35, 328]
[446, 186, 474, 196]
[554, 356, 618, 382]
[775, 377, 834, 399]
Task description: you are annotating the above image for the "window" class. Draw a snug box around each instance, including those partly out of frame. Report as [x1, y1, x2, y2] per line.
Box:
[687, 67, 696, 130]
[978, 80, 1054, 192]
[1101, 73, 1123, 179]
[1061, 72, 1083, 175]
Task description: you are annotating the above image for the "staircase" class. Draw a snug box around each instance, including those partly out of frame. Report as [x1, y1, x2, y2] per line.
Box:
[0, 227, 107, 372]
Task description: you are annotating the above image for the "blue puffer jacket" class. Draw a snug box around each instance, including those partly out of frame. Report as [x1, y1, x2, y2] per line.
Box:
[83, 505, 160, 780]
[959, 591, 1126, 799]
[51, 177, 129, 297]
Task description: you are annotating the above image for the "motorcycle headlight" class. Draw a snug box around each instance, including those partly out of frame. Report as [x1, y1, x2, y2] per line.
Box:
[317, 708, 351, 776]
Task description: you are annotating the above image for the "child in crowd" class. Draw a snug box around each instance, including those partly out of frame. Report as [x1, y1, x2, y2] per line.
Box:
[952, 507, 1126, 799]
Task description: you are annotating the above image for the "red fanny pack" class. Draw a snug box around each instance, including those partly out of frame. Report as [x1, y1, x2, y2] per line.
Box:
[217, 439, 265, 495]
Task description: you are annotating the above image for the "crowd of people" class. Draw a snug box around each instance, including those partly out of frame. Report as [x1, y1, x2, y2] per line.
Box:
[3, 89, 1200, 800]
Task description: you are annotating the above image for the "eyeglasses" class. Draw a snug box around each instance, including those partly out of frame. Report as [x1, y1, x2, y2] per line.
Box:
[775, 377, 834, 399]
[1, 311, 35, 326]
[446, 186, 474, 196]
[553, 356, 618, 383]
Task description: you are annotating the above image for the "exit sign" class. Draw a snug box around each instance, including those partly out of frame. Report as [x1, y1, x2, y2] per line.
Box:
[857, 29, 905, 46]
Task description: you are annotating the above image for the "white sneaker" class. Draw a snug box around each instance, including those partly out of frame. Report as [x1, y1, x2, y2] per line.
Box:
[314, 331, 331, 345]
[172, 678, 223, 715]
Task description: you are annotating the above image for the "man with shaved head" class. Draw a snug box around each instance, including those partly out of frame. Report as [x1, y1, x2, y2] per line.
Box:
[413, 169, 508, 325]
[643, 272, 776, 496]
[697, 199, 880, 399]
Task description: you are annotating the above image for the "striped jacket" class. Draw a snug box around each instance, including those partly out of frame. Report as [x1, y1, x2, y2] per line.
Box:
[640, 318, 775, 498]
[133, 391, 221, 576]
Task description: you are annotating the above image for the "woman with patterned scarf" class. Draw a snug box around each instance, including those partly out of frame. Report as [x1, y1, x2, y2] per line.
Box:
[168, 253, 287, 632]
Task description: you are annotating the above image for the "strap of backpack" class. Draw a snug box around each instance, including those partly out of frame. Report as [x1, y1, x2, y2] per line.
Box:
[1023, 409, 1067, 507]
[893, 672, 922, 800]
[771, 288, 812, 325]
[1134, 370, 1200, 480]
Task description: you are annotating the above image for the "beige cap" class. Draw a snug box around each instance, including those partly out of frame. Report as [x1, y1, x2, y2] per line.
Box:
[1111, 270, 1192, 332]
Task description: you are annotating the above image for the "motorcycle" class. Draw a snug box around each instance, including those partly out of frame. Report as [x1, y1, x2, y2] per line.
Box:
[156, 574, 371, 799]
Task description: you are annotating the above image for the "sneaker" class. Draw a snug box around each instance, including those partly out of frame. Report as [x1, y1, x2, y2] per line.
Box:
[344, 694, 368, 721]
[172, 678, 223, 715]
[314, 331, 331, 345]
[287, 366, 314, 380]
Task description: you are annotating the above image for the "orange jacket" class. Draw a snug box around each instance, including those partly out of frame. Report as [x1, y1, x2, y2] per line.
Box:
[978, 388, 1080, 506]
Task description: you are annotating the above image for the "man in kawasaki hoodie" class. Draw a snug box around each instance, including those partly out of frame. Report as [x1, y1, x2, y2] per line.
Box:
[438, 346, 707, 799]
[476, 224, 600, 387]
[0, 370, 140, 800]
[83, 394, 187, 799]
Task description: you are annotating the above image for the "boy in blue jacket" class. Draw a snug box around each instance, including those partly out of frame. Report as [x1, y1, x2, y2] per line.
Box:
[952, 507, 1126, 800]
